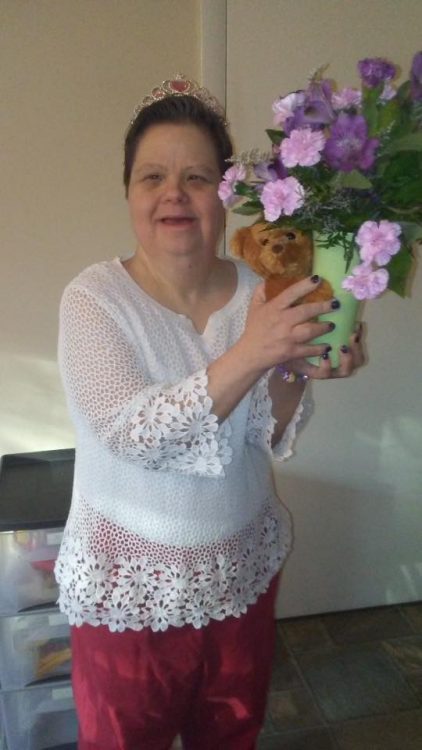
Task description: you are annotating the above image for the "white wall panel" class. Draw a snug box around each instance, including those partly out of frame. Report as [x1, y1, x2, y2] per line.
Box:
[226, 0, 422, 615]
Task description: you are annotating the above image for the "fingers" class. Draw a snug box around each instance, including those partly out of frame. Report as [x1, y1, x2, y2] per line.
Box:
[284, 352, 334, 380]
[284, 322, 366, 381]
[333, 345, 355, 377]
[321, 324, 365, 378]
[269, 275, 322, 309]
[246, 276, 362, 373]
[269, 277, 340, 324]
[270, 275, 334, 310]
[292, 319, 335, 345]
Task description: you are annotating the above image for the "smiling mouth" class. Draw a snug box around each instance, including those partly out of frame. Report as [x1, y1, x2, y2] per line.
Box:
[160, 216, 195, 223]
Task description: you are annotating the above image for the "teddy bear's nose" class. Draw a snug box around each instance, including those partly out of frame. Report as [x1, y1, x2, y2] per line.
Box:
[272, 243, 285, 254]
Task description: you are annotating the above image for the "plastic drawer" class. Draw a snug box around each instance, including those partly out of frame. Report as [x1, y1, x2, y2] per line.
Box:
[0, 680, 77, 750]
[0, 609, 71, 689]
[0, 528, 63, 615]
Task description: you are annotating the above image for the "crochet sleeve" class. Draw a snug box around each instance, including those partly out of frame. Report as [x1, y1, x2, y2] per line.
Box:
[246, 372, 313, 461]
[58, 285, 232, 476]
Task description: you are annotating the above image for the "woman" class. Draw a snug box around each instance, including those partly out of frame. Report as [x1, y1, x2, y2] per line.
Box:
[55, 76, 363, 750]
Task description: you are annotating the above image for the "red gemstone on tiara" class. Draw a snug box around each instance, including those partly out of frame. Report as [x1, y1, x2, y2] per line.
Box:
[171, 79, 190, 93]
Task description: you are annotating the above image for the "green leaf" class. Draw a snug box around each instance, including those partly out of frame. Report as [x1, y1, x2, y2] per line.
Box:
[383, 132, 422, 155]
[387, 247, 414, 297]
[396, 80, 411, 103]
[233, 202, 262, 216]
[265, 128, 283, 145]
[377, 98, 400, 132]
[234, 182, 258, 198]
[334, 170, 373, 190]
[362, 84, 383, 136]
[400, 222, 422, 243]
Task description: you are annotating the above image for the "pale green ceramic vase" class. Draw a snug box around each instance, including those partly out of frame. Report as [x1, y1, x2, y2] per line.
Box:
[309, 233, 361, 368]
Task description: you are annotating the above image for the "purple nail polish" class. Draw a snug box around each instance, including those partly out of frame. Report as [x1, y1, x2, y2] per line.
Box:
[331, 299, 341, 310]
[322, 352, 330, 360]
[341, 345, 349, 353]
[311, 274, 320, 284]
[328, 322, 336, 331]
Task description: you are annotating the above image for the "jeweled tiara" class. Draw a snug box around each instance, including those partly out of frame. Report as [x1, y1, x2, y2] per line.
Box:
[129, 73, 227, 127]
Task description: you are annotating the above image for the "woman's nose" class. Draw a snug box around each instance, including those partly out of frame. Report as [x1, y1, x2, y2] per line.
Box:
[163, 176, 188, 201]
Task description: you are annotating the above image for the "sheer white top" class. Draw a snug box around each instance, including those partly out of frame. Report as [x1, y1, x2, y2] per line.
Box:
[55, 258, 310, 632]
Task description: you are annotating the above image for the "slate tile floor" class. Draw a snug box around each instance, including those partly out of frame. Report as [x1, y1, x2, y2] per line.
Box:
[258, 602, 422, 749]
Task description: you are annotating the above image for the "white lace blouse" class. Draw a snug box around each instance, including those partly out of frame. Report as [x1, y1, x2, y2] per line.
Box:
[55, 257, 310, 632]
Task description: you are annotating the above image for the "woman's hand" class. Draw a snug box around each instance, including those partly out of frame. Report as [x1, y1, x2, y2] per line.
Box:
[207, 275, 364, 424]
[239, 275, 342, 374]
[282, 323, 365, 380]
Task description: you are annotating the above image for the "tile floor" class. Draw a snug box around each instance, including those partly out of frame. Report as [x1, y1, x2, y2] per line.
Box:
[259, 601, 422, 750]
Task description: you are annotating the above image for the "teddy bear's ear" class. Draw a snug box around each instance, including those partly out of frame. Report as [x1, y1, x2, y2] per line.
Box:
[230, 227, 249, 258]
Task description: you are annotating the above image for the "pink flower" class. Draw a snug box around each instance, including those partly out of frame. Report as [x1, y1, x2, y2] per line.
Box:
[261, 177, 305, 221]
[356, 220, 401, 265]
[342, 263, 389, 300]
[332, 87, 362, 110]
[272, 92, 305, 127]
[280, 128, 325, 167]
[218, 164, 247, 208]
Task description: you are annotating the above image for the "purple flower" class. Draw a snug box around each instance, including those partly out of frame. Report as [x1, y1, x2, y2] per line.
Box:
[324, 113, 379, 172]
[410, 51, 422, 101]
[283, 79, 335, 134]
[272, 92, 305, 127]
[218, 164, 246, 208]
[280, 128, 325, 167]
[342, 263, 389, 300]
[332, 87, 362, 110]
[358, 57, 396, 88]
[261, 177, 305, 221]
[356, 220, 401, 265]
[253, 154, 286, 182]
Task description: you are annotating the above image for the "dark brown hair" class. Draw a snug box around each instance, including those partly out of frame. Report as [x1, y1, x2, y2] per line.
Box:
[123, 95, 233, 196]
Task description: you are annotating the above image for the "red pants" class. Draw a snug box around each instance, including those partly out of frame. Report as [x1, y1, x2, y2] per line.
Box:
[71, 575, 280, 750]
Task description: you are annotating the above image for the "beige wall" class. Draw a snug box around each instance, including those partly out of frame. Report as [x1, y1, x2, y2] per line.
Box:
[0, 0, 201, 454]
[2, 0, 421, 613]
[227, 0, 422, 613]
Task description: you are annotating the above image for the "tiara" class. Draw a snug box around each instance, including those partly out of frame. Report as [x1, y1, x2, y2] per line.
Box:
[129, 73, 227, 126]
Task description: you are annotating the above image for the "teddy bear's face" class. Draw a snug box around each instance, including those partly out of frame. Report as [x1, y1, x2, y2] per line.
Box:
[230, 221, 333, 303]
[250, 224, 313, 278]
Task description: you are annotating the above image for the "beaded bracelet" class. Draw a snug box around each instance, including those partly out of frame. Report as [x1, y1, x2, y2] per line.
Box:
[276, 364, 309, 383]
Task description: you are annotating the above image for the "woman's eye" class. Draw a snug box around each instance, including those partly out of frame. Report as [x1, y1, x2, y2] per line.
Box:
[188, 174, 208, 182]
[144, 174, 162, 182]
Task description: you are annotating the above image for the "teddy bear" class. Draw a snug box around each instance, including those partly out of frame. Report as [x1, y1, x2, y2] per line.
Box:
[230, 222, 333, 303]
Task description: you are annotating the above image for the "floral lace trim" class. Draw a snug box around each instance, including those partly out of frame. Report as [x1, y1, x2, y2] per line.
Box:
[128, 369, 233, 477]
[55, 505, 291, 633]
[247, 374, 312, 461]
[246, 373, 276, 454]
[273, 386, 312, 460]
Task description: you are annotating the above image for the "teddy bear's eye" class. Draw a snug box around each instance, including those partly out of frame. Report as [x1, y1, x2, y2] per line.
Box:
[286, 232, 296, 240]
[261, 239, 269, 246]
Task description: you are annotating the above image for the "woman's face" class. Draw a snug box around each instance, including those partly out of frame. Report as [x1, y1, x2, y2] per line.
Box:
[127, 123, 225, 264]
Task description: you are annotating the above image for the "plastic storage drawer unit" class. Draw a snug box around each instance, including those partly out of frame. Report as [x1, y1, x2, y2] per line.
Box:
[0, 608, 71, 689]
[0, 450, 74, 615]
[0, 528, 64, 615]
[0, 680, 77, 750]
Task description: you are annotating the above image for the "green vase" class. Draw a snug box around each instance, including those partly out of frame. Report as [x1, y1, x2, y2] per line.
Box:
[308, 233, 361, 368]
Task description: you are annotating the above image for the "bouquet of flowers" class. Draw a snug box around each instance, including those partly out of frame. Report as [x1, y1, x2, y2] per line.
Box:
[219, 52, 422, 301]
